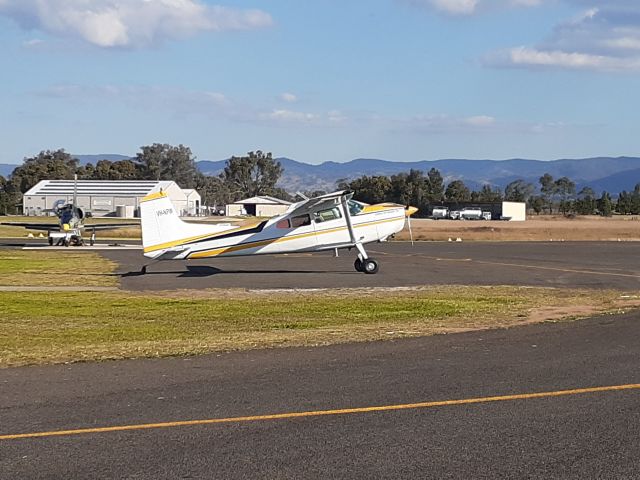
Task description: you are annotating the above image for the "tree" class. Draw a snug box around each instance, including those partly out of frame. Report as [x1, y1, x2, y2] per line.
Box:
[388, 169, 428, 209]
[598, 191, 613, 217]
[554, 176, 576, 215]
[220, 151, 284, 200]
[135, 143, 198, 187]
[347, 175, 392, 204]
[539, 173, 555, 214]
[475, 184, 503, 203]
[0, 175, 22, 215]
[504, 180, 534, 202]
[445, 180, 471, 203]
[11, 149, 78, 193]
[528, 195, 545, 215]
[575, 186, 597, 215]
[426, 168, 445, 203]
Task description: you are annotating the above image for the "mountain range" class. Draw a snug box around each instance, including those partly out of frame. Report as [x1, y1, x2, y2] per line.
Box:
[198, 156, 640, 194]
[2, 156, 640, 195]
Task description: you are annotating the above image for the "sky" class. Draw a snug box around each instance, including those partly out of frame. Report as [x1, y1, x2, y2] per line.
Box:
[1, 0, 639, 165]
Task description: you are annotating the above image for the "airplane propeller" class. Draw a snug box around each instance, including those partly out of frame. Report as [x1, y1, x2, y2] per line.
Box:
[405, 205, 415, 246]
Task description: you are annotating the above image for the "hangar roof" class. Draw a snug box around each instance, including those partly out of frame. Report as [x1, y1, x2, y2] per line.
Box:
[24, 180, 175, 197]
[231, 195, 292, 205]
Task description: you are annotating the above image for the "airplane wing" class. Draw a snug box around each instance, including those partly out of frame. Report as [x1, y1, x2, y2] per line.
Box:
[83, 223, 139, 231]
[286, 190, 354, 218]
[0, 222, 60, 231]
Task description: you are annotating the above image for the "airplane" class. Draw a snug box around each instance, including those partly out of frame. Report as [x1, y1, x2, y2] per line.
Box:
[140, 190, 417, 274]
[1, 176, 137, 246]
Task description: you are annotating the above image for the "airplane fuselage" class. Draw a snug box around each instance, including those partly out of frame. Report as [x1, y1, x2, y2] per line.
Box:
[143, 203, 407, 260]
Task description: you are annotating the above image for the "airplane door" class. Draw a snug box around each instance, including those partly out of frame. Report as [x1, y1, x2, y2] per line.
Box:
[312, 204, 350, 247]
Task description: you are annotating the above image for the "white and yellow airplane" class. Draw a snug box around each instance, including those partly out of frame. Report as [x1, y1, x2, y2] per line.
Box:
[140, 190, 417, 274]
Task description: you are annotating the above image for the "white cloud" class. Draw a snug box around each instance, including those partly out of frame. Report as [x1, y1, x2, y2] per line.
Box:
[279, 93, 298, 103]
[490, 46, 640, 71]
[464, 115, 496, 127]
[22, 38, 43, 48]
[402, 0, 545, 16]
[485, 4, 640, 72]
[0, 0, 273, 48]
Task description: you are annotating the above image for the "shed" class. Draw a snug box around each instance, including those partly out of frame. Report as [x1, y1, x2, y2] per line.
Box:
[225, 195, 292, 217]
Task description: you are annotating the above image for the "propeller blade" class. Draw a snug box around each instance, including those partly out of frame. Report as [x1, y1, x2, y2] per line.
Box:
[406, 213, 414, 246]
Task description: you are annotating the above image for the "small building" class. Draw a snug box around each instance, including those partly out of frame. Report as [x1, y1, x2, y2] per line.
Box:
[225, 195, 292, 217]
[23, 180, 201, 217]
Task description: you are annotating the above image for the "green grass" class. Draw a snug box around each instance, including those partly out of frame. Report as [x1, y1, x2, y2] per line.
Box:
[0, 251, 118, 287]
[0, 287, 634, 367]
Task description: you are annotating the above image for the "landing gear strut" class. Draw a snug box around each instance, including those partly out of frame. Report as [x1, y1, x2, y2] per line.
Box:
[340, 195, 381, 275]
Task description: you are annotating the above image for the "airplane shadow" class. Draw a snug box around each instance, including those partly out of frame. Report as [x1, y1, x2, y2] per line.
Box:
[121, 266, 352, 278]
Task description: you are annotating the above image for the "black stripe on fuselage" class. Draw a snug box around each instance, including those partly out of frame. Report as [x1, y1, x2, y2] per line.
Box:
[183, 220, 268, 245]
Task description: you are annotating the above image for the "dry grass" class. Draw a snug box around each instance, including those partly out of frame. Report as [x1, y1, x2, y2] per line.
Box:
[0, 251, 118, 287]
[397, 215, 640, 242]
[1, 285, 638, 367]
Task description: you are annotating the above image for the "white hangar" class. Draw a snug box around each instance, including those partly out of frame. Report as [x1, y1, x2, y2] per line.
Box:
[23, 180, 201, 218]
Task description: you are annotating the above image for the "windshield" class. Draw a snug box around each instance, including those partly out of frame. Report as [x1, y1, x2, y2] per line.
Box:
[60, 210, 73, 224]
[347, 200, 365, 216]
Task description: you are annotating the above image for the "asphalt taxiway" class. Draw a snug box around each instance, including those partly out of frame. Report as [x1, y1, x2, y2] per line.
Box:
[1, 311, 639, 479]
[99, 241, 640, 291]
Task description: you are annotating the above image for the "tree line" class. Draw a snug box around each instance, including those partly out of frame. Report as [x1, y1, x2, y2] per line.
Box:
[0, 146, 285, 214]
[1, 144, 639, 216]
[338, 170, 640, 217]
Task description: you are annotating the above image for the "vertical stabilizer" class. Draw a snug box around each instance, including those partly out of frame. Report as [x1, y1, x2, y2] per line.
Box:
[140, 191, 231, 258]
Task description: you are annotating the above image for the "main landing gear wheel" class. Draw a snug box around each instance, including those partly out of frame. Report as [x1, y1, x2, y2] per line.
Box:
[48, 237, 53, 246]
[362, 258, 379, 274]
[354, 258, 364, 272]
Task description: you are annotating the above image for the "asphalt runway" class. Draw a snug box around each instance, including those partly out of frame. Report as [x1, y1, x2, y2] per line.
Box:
[100, 241, 640, 291]
[2, 311, 639, 479]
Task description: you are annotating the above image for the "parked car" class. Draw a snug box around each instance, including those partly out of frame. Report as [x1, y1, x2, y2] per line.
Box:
[482, 211, 492, 220]
[449, 210, 460, 220]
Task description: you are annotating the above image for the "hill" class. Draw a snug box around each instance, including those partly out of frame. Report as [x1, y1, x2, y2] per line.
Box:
[198, 156, 640, 194]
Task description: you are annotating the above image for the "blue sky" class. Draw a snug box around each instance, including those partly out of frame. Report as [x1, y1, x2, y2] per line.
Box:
[1, 0, 639, 165]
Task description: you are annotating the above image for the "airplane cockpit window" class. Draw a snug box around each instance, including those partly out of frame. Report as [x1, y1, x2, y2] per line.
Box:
[314, 207, 342, 223]
[276, 218, 291, 229]
[291, 214, 311, 228]
[347, 200, 365, 216]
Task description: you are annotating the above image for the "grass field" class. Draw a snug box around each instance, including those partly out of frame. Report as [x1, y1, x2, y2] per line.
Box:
[1, 241, 638, 368]
[0, 251, 118, 287]
[1, 286, 638, 367]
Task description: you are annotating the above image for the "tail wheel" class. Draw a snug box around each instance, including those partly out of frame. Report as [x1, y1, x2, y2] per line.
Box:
[363, 258, 379, 274]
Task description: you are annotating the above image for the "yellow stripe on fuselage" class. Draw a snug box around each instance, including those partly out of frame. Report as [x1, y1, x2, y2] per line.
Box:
[361, 203, 402, 213]
[188, 215, 403, 259]
[143, 221, 264, 254]
[140, 191, 168, 203]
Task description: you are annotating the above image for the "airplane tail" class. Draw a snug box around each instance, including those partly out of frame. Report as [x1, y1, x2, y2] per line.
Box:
[140, 191, 231, 259]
